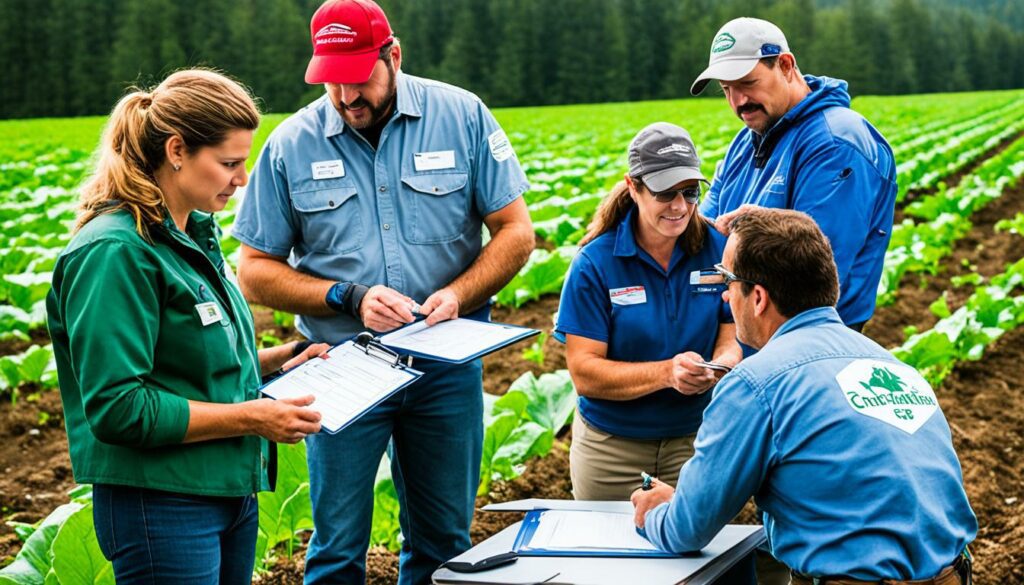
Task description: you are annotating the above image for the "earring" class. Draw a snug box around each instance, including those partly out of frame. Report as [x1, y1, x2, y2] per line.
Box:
[173, 164, 181, 171]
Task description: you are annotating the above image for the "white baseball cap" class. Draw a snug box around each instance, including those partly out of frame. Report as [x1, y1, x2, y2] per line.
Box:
[691, 17, 790, 96]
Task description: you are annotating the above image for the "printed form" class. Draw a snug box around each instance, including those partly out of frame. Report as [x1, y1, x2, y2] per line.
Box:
[380, 318, 531, 362]
[261, 341, 421, 433]
[524, 511, 660, 552]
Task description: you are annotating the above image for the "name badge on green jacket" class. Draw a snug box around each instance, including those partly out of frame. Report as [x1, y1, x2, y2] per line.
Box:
[196, 302, 224, 326]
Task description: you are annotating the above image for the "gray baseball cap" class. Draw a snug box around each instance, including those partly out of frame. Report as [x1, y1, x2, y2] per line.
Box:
[691, 17, 790, 95]
[627, 122, 706, 192]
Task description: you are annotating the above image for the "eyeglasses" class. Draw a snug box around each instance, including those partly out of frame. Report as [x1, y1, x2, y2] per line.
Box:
[650, 185, 701, 204]
[712, 263, 758, 286]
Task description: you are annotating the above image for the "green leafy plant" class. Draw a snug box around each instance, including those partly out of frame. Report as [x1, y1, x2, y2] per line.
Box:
[521, 332, 547, 366]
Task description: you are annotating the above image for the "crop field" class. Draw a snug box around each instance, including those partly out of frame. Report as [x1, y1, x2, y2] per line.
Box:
[1, 89, 1024, 584]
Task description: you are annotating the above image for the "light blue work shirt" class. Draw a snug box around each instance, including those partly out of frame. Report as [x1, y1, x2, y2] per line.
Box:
[700, 76, 897, 327]
[554, 209, 732, 439]
[233, 73, 529, 343]
[641, 307, 977, 580]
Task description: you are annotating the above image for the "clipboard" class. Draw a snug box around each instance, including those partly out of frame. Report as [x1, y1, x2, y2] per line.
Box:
[260, 335, 423, 434]
[511, 510, 681, 558]
[377, 318, 540, 364]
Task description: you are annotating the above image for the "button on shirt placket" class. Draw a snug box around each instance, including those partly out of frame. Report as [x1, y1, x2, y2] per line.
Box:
[375, 153, 404, 292]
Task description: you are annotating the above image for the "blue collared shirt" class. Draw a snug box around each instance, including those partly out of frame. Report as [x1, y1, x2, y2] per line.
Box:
[554, 209, 732, 439]
[642, 307, 977, 580]
[233, 73, 530, 343]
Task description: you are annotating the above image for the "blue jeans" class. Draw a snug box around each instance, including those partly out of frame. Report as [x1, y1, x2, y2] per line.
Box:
[304, 359, 484, 585]
[92, 484, 258, 584]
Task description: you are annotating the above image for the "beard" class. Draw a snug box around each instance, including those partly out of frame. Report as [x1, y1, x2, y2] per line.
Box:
[339, 63, 397, 130]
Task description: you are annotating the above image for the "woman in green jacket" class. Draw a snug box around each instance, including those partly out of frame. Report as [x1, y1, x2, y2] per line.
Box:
[46, 69, 325, 584]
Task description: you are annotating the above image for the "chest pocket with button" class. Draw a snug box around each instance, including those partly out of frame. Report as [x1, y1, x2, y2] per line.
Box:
[290, 183, 364, 254]
[399, 171, 470, 244]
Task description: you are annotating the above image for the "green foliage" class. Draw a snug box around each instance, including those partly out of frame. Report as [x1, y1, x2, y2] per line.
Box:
[521, 332, 547, 366]
[0, 502, 84, 584]
[369, 479, 402, 552]
[0, 346, 58, 399]
[496, 248, 575, 308]
[256, 442, 314, 566]
[506, 370, 576, 434]
[44, 505, 114, 584]
[273, 311, 295, 329]
[893, 258, 1024, 386]
[478, 370, 576, 495]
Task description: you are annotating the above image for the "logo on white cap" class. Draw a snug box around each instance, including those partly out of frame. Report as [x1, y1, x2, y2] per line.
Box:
[316, 23, 357, 45]
[712, 32, 736, 54]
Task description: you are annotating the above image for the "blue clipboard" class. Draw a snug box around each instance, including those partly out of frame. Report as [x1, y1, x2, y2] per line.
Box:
[379, 319, 540, 364]
[512, 510, 682, 558]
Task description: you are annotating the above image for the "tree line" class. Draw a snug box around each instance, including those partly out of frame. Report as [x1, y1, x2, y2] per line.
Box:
[2, 0, 1023, 119]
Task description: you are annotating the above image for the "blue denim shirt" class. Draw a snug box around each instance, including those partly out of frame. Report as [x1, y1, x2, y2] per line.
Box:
[700, 76, 897, 326]
[233, 73, 530, 343]
[555, 209, 731, 439]
[641, 307, 977, 579]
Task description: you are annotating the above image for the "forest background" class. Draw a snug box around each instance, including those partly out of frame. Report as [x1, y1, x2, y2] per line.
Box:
[3, 0, 1024, 119]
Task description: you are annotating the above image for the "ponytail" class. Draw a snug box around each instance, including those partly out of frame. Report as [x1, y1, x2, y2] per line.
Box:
[76, 69, 260, 236]
[77, 92, 166, 235]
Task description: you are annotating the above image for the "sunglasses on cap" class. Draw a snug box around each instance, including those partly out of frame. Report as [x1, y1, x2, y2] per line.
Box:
[649, 184, 702, 204]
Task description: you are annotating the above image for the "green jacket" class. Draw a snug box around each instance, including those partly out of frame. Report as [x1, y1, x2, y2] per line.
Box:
[47, 209, 269, 496]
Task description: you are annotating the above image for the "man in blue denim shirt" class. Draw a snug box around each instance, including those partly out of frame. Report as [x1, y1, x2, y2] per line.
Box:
[232, 1, 533, 583]
[630, 209, 976, 584]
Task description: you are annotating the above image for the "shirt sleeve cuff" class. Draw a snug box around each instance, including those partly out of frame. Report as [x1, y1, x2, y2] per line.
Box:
[145, 392, 191, 447]
[481, 182, 530, 217]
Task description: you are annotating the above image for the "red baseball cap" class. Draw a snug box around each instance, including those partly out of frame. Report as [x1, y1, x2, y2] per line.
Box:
[304, 0, 395, 85]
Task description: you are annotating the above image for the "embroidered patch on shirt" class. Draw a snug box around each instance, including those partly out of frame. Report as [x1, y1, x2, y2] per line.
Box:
[609, 286, 647, 306]
[488, 129, 515, 162]
[835, 359, 938, 435]
[311, 159, 345, 180]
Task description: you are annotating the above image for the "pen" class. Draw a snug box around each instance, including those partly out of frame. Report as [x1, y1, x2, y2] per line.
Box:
[641, 471, 653, 491]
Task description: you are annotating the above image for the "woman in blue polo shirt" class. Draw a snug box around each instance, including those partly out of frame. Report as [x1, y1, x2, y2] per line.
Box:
[557, 122, 742, 501]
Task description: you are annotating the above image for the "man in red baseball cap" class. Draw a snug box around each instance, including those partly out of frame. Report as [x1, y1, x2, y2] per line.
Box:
[305, 0, 398, 132]
[234, 1, 536, 584]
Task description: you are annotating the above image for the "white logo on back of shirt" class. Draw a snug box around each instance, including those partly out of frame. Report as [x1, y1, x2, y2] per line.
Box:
[835, 359, 938, 435]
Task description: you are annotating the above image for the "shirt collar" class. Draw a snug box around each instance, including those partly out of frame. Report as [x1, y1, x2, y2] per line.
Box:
[768, 306, 844, 343]
[612, 206, 690, 273]
[612, 206, 640, 257]
[321, 71, 423, 139]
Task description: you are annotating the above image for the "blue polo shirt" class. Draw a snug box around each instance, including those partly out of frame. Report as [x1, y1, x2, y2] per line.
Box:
[233, 73, 530, 343]
[555, 209, 732, 440]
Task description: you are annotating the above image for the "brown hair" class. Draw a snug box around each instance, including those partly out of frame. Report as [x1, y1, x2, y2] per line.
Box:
[76, 69, 260, 235]
[730, 208, 839, 317]
[579, 178, 709, 256]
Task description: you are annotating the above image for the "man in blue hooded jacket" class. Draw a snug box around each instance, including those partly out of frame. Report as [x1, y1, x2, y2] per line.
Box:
[693, 17, 897, 332]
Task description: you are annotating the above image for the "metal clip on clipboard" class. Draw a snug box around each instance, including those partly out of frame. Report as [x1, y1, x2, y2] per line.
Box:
[354, 332, 414, 369]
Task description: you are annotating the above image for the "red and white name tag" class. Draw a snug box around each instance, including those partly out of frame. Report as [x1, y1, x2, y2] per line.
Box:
[609, 286, 647, 306]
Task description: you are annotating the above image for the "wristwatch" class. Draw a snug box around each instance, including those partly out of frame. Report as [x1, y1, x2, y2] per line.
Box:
[325, 282, 369, 318]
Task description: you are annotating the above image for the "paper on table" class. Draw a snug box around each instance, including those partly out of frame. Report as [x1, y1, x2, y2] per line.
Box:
[525, 511, 659, 552]
[261, 341, 420, 433]
[379, 318, 529, 362]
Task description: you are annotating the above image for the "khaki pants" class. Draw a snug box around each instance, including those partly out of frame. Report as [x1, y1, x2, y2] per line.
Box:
[570, 414, 697, 501]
